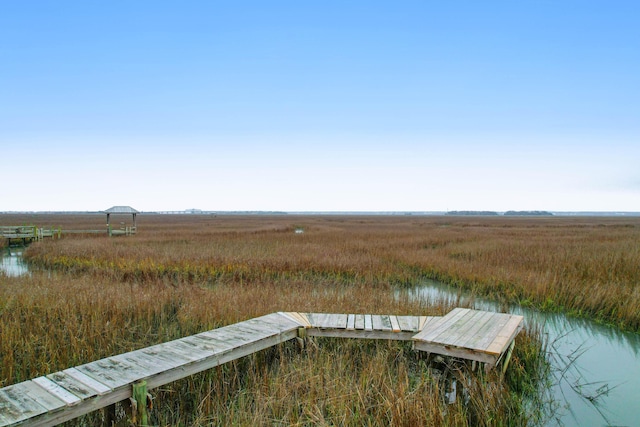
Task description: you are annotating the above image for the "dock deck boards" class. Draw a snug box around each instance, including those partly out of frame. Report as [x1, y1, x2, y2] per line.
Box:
[0, 309, 523, 426]
[412, 308, 524, 365]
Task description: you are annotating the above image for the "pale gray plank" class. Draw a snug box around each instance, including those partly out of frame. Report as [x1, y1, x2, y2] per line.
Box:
[124, 348, 180, 372]
[157, 341, 214, 363]
[453, 311, 505, 350]
[428, 308, 479, 343]
[179, 335, 231, 356]
[468, 313, 513, 352]
[364, 314, 373, 331]
[435, 310, 493, 348]
[485, 315, 524, 355]
[32, 376, 82, 406]
[0, 383, 53, 424]
[63, 368, 111, 395]
[304, 313, 316, 327]
[372, 315, 392, 331]
[355, 314, 365, 329]
[47, 371, 101, 400]
[325, 313, 348, 329]
[111, 353, 173, 378]
[396, 315, 419, 332]
[413, 308, 470, 342]
[347, 314, 356, 330]
[76, 357, 149, 389]
[257, 312, 303, 330]
[15, 381, 65, 411]
[0, 387, 40, 425]
[190, 333, 237, 353]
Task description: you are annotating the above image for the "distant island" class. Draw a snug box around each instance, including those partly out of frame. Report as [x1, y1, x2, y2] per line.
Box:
[503, 211, 554, 216]
[445, 210, 554, 216]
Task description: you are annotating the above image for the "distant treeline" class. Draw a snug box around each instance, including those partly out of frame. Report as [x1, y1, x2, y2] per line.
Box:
[445, 211, 499, 216]
[446, 210, 554, 216]
[504, 211, 554, 216]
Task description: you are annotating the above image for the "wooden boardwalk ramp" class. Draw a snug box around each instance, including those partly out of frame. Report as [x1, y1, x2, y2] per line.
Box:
[0, 309, 523, 426]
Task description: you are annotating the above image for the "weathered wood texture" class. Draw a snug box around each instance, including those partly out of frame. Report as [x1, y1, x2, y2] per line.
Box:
[299, 313, 436, 341]
[0, 309, 523, 426]
[412, 308, 524, 366]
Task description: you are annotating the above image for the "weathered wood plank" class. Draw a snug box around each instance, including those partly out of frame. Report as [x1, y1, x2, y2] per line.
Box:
[121, 348, 182, 373]
[311, 313, 335, 329]
[347, 314, 356, 330]
[44, 372, 98, 402]
[0, 387, 43, 426]
[307, 329, 416, 341]
[465, 313, 513, 353]
[170, 337, 224, 361]
[413, 341, 497, 365]
[76, 357, 150, 389]
[389, 315, 401, 332]
[0, 382, 57, 425]
[153, 340, 213, 363]
[327, 313, 349, 329]
[32, 377, 82, 406]
[355, 314, 365, 329]
[380, 315, 392, 331]
[396, 315, 419, 332]
[188, 333, 238, 353]
[278, 312, 310, 327]
[364, 314, 373, 331]
[413, 308, 470, 342]
[436, 310, 494, 348]
[111, 353, 173, 379]
[453, 312, 509, 351]
[422, 316, 441, 331]
[62, 368, 111, 395]
[485, 315, 524, 355]
[304, 313, 316, 327]
[371, 315, 393, 331]
[246, 313, 302, 331]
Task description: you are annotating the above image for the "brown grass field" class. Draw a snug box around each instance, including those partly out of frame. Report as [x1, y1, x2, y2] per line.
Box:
[2, 212, 638, 425]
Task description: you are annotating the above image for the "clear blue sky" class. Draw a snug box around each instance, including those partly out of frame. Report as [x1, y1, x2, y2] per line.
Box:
[2, 1, 638, 212]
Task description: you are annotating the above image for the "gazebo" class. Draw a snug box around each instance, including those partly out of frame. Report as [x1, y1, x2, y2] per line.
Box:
[104, 206, 139, 236]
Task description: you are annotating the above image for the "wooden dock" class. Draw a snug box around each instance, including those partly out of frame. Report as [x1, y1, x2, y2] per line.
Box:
[0, 309, 523, 427]
[412, 308, 524, 367]
[1, 226, 60, 244]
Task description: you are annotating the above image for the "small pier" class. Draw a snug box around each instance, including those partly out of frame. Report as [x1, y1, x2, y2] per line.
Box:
[1, 226, 60, 245]
[0, 308, 523, 426]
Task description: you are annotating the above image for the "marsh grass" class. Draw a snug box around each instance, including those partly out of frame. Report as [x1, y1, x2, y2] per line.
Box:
[4, 213, 622, 425]
[17, 214, 640, 330]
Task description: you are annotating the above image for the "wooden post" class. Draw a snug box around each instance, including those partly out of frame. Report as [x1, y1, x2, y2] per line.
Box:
[501, 340, 516, 377]
[132, 380, 150, 426]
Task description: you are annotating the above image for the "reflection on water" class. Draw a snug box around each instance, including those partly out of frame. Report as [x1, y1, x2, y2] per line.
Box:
[401, 280, 640, 427]
[1, 246, 30, 277]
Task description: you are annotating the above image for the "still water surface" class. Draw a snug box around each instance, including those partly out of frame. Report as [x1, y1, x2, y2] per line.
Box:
[403, 280, 640, 427]
[0, 246, 30, 277]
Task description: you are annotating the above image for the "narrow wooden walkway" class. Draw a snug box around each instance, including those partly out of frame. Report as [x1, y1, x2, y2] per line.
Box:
[0, 309, 523, 427]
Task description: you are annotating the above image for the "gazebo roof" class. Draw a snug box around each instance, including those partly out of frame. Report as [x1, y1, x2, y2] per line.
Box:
[104, 206, 139, 214]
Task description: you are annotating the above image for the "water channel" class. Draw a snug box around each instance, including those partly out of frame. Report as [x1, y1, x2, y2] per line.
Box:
[1, 246, 30, 277]
[2, 250, 638, 426]
[403, 280, 640, 427]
